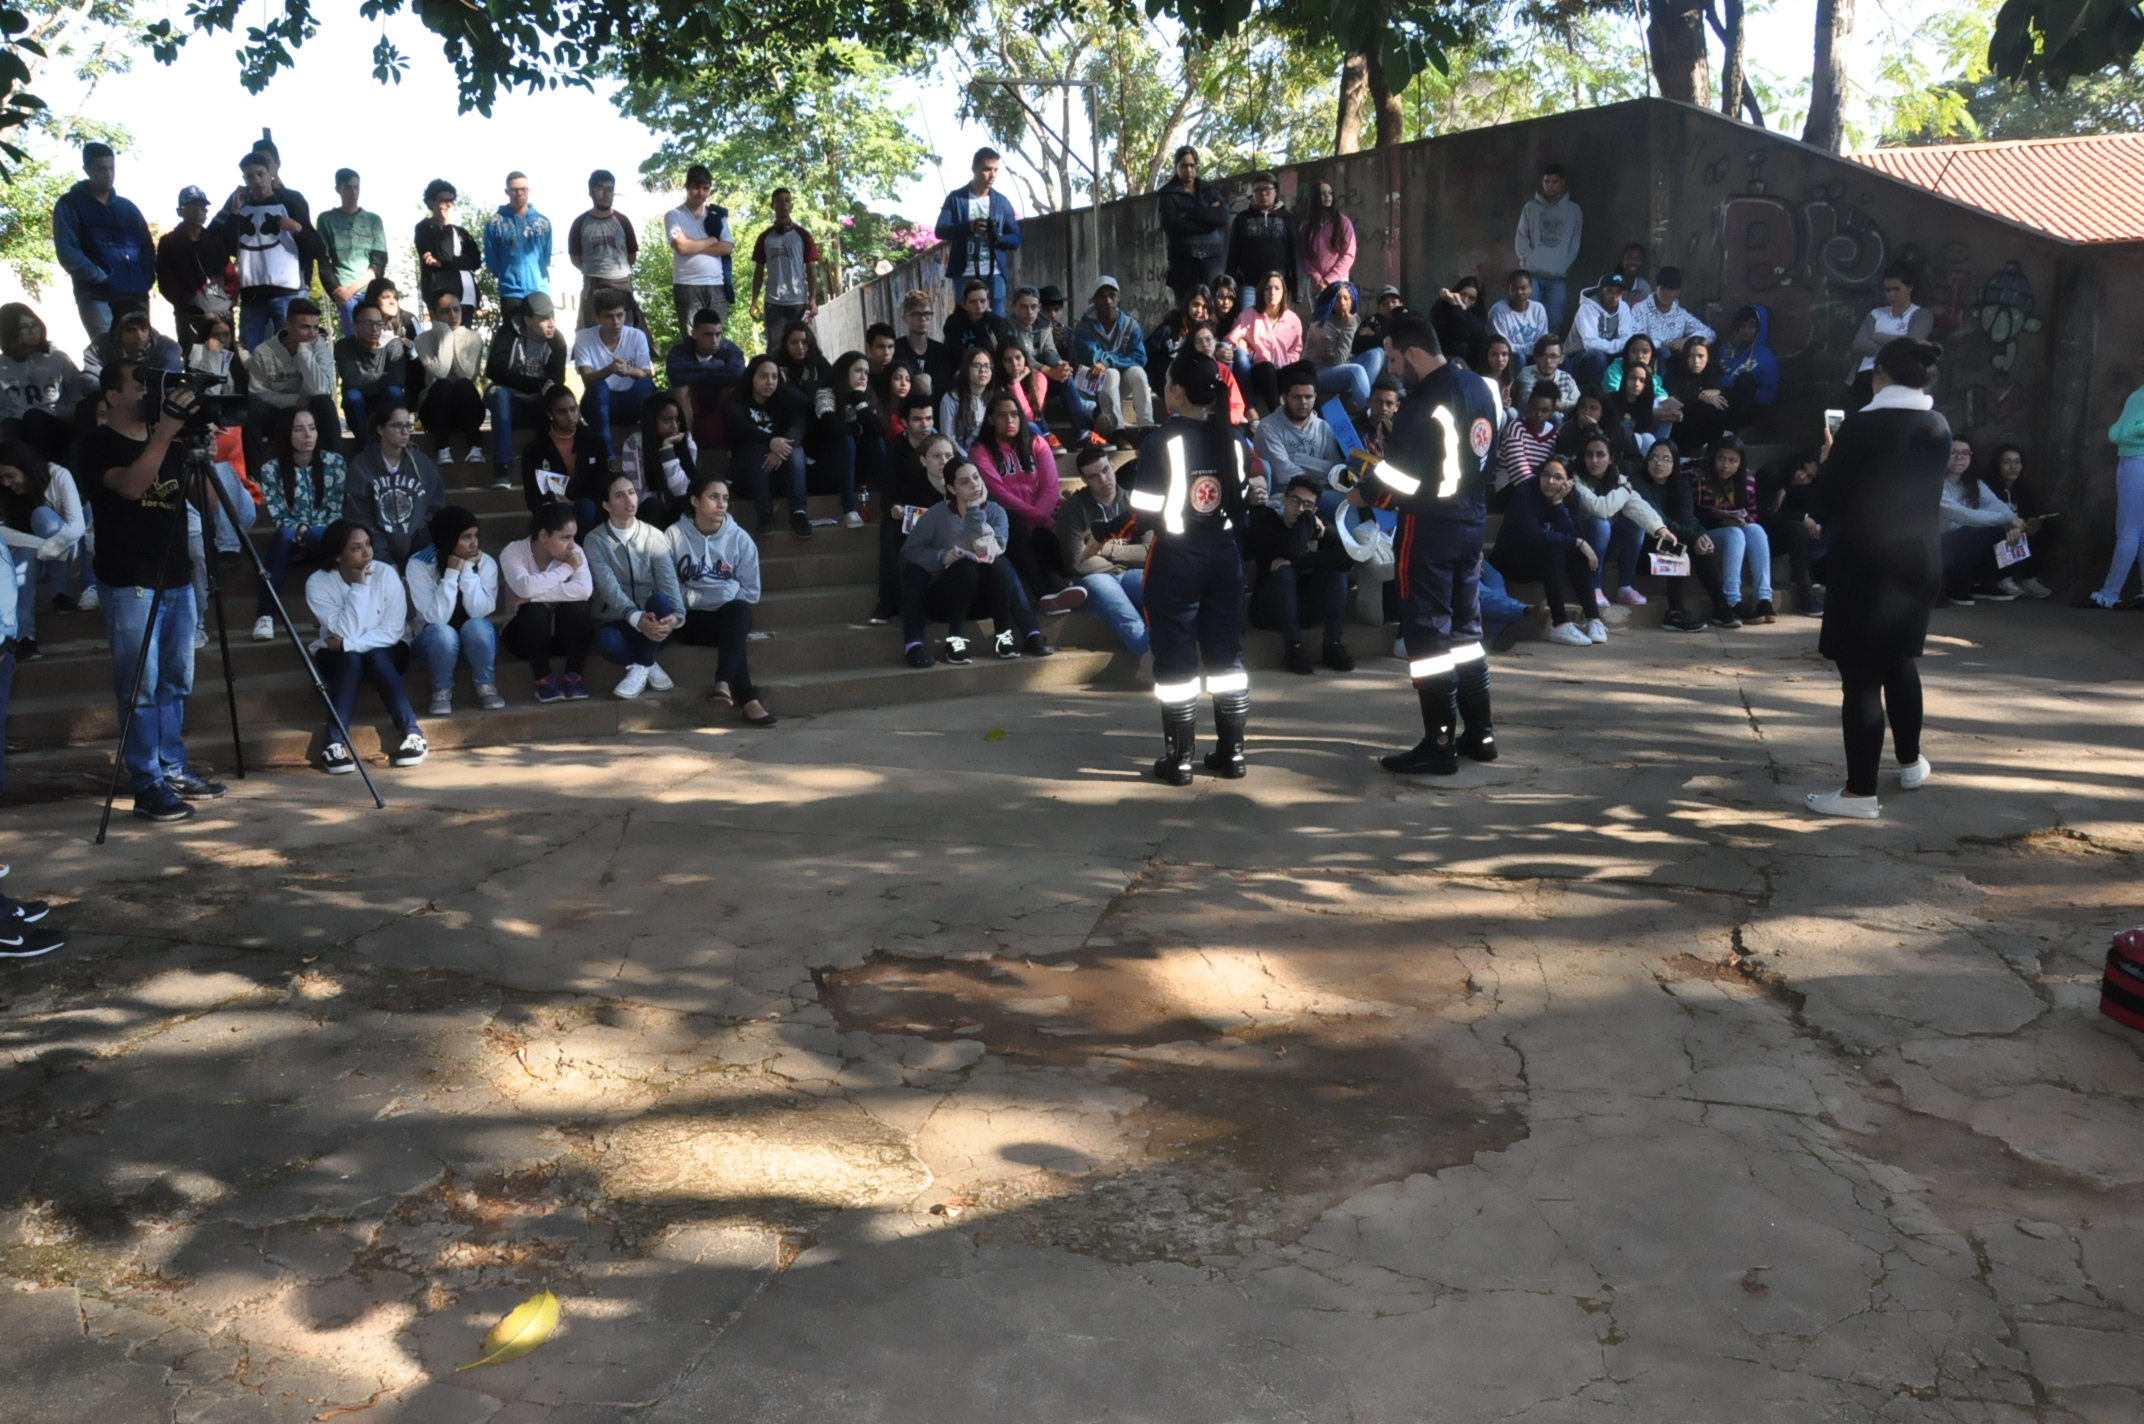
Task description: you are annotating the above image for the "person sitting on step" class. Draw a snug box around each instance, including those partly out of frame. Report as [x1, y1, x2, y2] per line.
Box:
[588, 472, 684, 701]
[405, 504, 504, 714]
[500, 501, 595, 703]
[664, 473, 776, 725]
[520, 383, 612, 533]
[1245, 473, 1355, 674]
[899, 459, 1048, 667]
[305, 519, 428, 775]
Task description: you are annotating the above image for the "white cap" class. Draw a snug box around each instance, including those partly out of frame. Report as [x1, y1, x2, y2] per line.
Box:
[1094, 275, 1120, 294]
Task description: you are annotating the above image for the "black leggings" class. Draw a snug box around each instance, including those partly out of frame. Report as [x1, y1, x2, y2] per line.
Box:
[673, 603, 756, 703]
[503, 600, 595, 680]
[1497, 544, 1596, 626]
[1663, 548, 1730, 614]
[1764, 516, 1821, 594]
[1838, 655, 1923, 797]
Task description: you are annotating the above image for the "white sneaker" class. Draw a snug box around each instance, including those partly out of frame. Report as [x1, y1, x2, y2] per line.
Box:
[389, 731, 429, 767]
[193, 626, 209, 650]
[429, 689, 454, 717]
[1994, 577, 2023, 598]
[1584, 618, 1608, 643]
[1899, 755, 1931, 789]
[614, 663, 651, 699]
[1391, 637, 1408, 661]
[78, 585, 100, 612]
[251, 615, 275, 641]
[1548, 622, 1593, 647]
[842, 510, 863, 529]
[1806, 788, 1881, 819]
[321, 742, 356, 776]
[2018, 577, 2052, 599]
[645, 662, 674, 691]
[476, 684, 507, 710]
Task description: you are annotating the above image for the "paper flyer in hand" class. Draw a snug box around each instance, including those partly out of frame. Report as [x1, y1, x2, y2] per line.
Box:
[1649, 550, 1692, 578]
[1994, 534, 2030, 569]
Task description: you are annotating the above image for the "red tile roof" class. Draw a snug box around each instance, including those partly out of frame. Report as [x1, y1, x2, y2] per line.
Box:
[1851, 132, 2144, 244]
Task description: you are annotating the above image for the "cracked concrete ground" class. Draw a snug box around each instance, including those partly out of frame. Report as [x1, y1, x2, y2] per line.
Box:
[2, 601, 2141, 1423]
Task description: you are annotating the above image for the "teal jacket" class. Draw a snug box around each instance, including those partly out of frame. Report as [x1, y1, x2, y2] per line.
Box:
[2112, 385, 2144, 459]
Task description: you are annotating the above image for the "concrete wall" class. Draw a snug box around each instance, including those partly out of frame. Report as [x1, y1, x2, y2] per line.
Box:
[906, 99, 2144, 595]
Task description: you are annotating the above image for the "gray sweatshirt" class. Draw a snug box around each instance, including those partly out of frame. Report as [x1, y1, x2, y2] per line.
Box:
[1515, 192, 1583, 279]
[341, 446, 446, 566]
[903, 500, 1009, 572]
[665, 517, 761, 611]
[587, 518, 685, 622]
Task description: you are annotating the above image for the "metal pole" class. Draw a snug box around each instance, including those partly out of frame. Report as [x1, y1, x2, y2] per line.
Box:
[1089, 86, 1101, 301]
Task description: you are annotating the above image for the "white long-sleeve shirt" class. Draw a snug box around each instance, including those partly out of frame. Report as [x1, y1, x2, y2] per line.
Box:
[1629, 297, 1713, 352]
[403, 546, 500, 631]
[305, 560, 409, 653]
[0, 465, 85, 554]
[499, 536, 594, 613]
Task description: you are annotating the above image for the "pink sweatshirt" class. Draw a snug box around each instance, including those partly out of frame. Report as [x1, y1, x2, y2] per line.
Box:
[1303, 214, 1357, 292]
[1230, 308, 1304, 366]
[970, 433, 1062, 529]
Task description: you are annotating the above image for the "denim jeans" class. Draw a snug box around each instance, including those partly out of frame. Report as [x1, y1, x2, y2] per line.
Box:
[595, 593, 677, 667]
[1709, 521, 1773, 604]
[241, 294, 295, 354]
[77, 296, 115, 341]
[1052, 373, 1096, 436]
[586, 375, 655, 457]
[732, 440, 809, 521]
[343, 386, 407, 450]
[414, 618, 499, 690]
[316, 643, 419, 741]
[1579, 513, 1646, 595]
[260, 525, 324, 619]
[810, 433, 860, 515]
[1078, 568, 1148, 656]
[1315, 363, 1373, 407]
[2094, 455, 2144, 603]
[1535, 277, 1567, 334]
[102, 581, 198, 795]
[0, 647, 12, 797]
[1569, 348, 1611, 390]
[15, 506, 69, 639]
[488, 388, 546, 471]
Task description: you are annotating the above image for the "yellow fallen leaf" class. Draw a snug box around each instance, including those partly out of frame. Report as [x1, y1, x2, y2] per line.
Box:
[984, 729, 1009, 741]
[455, 1289, 560, 1372]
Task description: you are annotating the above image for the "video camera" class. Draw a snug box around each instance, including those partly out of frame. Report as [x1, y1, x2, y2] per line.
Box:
[143, 367, 248, 434]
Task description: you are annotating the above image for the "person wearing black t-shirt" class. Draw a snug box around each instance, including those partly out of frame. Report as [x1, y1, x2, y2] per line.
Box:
[82, 360, 226, 823]
[891, 291, 954, 399]
[722, 355, 812, 538]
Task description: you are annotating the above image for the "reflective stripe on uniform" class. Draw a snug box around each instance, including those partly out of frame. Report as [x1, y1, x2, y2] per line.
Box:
[1153, 676, 1202, 704]
[1204, 669, 1249, 694]
[1162, 435, 1189, 535]
[1451, 641, 1487, 663]
[1129, 488, 1166, 512]
[1408, 654, 1457, 679]
[1430, 406, 1462, 498]
[1375, 460, 1421, 496]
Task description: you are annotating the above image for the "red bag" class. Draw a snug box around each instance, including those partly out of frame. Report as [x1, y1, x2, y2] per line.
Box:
[2102, 928, 2144, 1032]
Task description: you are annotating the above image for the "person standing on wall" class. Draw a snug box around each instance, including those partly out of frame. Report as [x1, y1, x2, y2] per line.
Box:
[1224, 172, 1298, 301]
[1158, 147, 1229, 308]
[1351, 313, 1502, 777]
[1804, 338, 1952, 820]
[318, 168, 389, 336]
[1515, 163, 1582, 335]
[414, 179, 483, 319]
[52, 142, 156, 342]
[214, 148, 320, 355]
[934, 148, 1022, 317]
[666, 166, 735, 342]
[568, 169, 643, 332]
[484, 171, 554, 319]
[749, 188, 821, 355]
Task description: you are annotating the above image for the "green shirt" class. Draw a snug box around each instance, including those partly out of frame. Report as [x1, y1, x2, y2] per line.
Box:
[317, 206, 388, 291]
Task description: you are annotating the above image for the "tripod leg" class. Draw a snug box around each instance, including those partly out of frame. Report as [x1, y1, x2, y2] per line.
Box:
[203, 538, 246, 780]
[199, 451, 386, 810]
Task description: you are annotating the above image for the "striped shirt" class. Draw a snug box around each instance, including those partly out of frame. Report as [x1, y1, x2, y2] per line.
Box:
[1494, 413, 1559, 490]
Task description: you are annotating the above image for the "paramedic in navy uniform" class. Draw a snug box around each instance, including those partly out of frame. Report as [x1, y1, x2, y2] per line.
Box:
[1129, 351, 1264, 785]
[1348, 312, 1503, 774]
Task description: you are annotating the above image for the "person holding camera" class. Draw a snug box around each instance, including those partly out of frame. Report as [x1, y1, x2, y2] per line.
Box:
[304, 519, 427, 775]
[81, 361, 225, 823]
[933, 148, 1021, 316]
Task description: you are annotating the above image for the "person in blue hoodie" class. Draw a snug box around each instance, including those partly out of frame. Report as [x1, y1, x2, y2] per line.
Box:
[52, 143, 155, 341]
[1715, 304, 1779, 427]
[483, 171, 553, 316]
[933, 148, 1022, 315]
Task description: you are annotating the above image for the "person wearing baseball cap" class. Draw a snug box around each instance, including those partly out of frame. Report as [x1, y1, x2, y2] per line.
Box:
[1072, 275, 1154, 433]
[1568, 269, 1634, 389]
[155, 184, 235, 348]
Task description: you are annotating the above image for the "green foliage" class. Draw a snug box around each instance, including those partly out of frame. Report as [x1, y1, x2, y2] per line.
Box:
[143, 0, 970, 117]
[1987, 0, 2144, 89]
[1398, 7, 1651, 137]
[0, 144, 70, 288]
[1869, 0, 2144, 146]
[633, 214, 681, 357]
[618, 38, 928, 304]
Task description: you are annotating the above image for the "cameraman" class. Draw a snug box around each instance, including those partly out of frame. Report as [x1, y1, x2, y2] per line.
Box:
[83, 360, 227, 824]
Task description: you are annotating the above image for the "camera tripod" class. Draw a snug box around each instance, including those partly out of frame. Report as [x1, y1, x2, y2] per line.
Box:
[95, 426, 384, 844]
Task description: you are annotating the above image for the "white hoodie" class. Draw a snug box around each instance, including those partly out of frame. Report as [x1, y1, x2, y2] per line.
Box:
[403, 545, 500, 633]
[305, 560, 409, 654]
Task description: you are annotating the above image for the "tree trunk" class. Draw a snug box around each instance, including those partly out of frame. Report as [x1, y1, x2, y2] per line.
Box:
[1646, 0, 1710, 104]
[1718, 0, 1747, 120]
[1802, 0, 1855, 151]
[1364, 45, 1404, 149]
[1336, 52, 1368, 155]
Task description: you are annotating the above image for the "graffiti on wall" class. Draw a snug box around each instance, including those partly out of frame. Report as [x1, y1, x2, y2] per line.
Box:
[1693, 142, 2047, 429]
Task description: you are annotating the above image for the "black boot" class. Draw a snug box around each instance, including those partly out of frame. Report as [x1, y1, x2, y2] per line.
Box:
[1203, 688, 1250, 778]
[1455, 657, 1496, 762]
[1381, 675, 1459, 775]
[1153, 700, 1197, 786]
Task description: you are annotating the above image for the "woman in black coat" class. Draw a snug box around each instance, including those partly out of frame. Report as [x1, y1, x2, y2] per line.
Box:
[1806, 338, 1952, 819]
